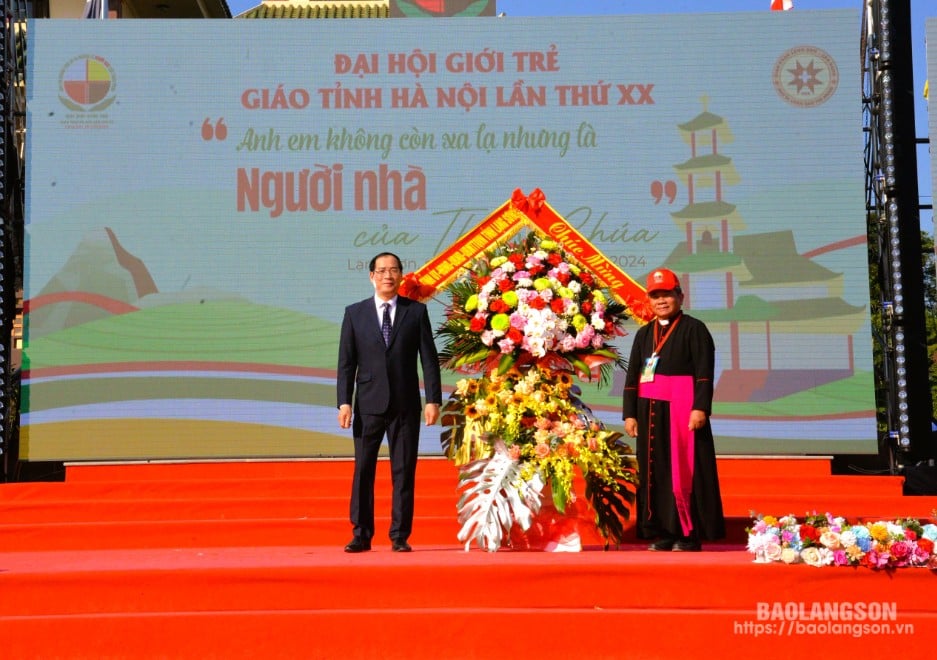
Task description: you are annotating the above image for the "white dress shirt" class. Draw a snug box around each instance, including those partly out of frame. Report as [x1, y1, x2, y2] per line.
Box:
[375, 295, 397, 326]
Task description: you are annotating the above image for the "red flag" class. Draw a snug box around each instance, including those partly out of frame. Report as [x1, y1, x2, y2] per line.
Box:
[771, 0, 793, 9]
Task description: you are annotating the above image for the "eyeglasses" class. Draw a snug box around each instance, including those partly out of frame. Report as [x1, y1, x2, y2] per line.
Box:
[373, 267, 401, 276]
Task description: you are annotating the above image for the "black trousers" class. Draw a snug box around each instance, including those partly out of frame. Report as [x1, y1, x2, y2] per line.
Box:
[350, 406, 421, 541]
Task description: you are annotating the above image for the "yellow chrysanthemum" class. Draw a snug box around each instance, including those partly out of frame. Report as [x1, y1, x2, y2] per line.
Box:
[869, 522, 889, 542]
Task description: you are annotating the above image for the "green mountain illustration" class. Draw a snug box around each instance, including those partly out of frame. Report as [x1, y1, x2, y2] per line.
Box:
[24, 227, 339, 371]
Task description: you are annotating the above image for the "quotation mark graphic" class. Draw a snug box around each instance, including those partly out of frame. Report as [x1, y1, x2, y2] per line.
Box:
[202, 118, 228, 141]
[650, 179, 678, 204]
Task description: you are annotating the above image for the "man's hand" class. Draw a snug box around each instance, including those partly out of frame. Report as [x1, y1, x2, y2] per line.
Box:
[688, 409, 707, 431]
[624, 417, 638, 438]
[338, 404, 352, 429]
[424, 403, 440, 426]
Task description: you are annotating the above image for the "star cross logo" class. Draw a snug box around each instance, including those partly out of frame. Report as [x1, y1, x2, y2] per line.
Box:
[772, 46, 839, 108]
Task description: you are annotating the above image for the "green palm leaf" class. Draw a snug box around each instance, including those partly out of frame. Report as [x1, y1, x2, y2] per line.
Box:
[584, 447, 638, 549]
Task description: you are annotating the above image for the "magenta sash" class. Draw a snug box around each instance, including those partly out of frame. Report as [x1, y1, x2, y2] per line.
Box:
[638, 374, 695, 536]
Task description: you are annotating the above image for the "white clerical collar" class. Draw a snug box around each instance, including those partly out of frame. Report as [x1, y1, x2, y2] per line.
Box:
[658, 318, 670, 326]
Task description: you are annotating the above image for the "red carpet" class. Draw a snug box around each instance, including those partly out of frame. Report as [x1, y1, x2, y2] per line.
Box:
[1, 458, 936, 658]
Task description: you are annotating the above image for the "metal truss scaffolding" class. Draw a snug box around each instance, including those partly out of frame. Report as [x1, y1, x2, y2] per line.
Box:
[862, 0, 934, 467]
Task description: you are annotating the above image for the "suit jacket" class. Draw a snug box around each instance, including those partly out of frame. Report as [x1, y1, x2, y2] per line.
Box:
[336, 295, 442, 415]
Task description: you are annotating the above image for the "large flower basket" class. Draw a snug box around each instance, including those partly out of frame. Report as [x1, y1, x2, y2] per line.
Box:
[431, 230, 640, 551]
[507, 474, 623, 551]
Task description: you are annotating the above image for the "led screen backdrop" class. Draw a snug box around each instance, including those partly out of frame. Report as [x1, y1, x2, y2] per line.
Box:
[24, 11, 876, 460]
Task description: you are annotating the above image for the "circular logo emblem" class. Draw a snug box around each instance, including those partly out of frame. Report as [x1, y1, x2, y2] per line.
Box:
[773, 46, 838, 108]
[59, 55, 117, 112]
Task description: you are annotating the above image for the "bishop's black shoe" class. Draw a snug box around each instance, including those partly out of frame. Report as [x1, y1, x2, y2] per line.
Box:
[647, 537, 675, 551]
[344, 537, 371, 553]
[672, 538, 702, 552]
[391, 540, 412, 552]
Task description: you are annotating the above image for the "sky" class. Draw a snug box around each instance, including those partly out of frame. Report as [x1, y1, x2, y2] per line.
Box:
[224, 0, 935, 232]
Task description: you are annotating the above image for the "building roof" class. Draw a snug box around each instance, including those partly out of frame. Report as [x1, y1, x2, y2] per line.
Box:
[733, 230, 841, 286]
[694, 295, 866, 329]
[678, 111, 726, 133]
[670, 200, 738, 220]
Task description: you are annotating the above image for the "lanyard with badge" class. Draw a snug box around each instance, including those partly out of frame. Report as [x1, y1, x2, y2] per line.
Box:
[640, 316, 681, 383]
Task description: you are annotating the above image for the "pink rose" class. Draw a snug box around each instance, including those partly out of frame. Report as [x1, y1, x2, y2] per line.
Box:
[764, 542, 783, 561]
[819, 531, 842, 550]
[890, 541, 912, 567]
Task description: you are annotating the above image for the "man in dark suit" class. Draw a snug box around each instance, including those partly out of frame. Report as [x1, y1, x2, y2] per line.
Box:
[336, 252, 442, 553]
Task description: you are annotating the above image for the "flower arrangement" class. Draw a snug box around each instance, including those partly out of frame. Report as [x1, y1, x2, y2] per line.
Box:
[436, 231, 631, 383]
[747, 513, 937, 569]
[437, 230, 639, 551]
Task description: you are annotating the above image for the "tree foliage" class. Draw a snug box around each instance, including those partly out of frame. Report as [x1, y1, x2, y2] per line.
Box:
[921, 232, 937, 421]
[867, 226, 937, 426]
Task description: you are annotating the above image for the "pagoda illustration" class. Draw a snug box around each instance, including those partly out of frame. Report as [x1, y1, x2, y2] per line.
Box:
[657, 98, 867, 403]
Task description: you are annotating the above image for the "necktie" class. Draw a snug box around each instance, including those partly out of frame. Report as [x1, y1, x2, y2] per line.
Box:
[381, 302, 392, 346]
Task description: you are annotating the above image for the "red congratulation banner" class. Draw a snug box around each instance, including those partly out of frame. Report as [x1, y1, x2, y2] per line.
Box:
[399, 197, 526, 299]
[401, 188, 654, 323]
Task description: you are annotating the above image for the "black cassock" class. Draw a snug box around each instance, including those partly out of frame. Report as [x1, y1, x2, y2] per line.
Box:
[622, 312, 725, 541]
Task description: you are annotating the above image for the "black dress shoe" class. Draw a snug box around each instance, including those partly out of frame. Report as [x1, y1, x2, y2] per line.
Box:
[647, 538, 675, 551]
[672, 539, 702, 552]
[344, 538, 371, 553]
[391, 540, 412, 552]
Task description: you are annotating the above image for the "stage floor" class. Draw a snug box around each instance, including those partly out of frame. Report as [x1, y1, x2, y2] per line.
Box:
[1, 458, 936, 658]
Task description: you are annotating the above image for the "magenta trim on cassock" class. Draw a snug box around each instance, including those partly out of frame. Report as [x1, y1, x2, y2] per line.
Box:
[638, 374, 695, 536]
